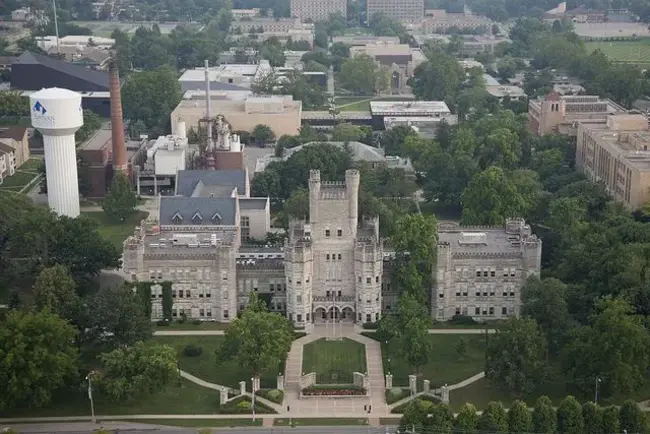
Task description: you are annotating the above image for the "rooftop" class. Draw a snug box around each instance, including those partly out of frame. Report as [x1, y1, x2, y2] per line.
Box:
[78, 126, 112, 151]
[483, 74, 500, 86]
[239, 197, 269, 210]
[438, 227, 528, 254]
[174, 95, 301, 114]
[486, 85, 526, 98]
[370, 101, 451, 116]
[176, 169, 248, 198]
[159, 197, 237, 226]
[14, 51, 110, 90]
[0, 126, 28, 141]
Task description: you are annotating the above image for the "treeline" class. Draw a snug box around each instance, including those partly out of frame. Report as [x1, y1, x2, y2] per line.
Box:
[400, 396, 649, 434]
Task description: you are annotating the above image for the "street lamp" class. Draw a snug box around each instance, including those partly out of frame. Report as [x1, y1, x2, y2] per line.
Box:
[251, 377, 256, 422]
[595, 377, 601, 404]
[85, 371, 96, 424]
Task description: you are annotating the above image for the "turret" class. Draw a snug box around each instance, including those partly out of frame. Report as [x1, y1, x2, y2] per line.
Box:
[308, 170, 321, 226]
[345, 169, 360, 238]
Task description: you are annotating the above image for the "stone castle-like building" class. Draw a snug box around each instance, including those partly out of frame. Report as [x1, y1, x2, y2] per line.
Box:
[123, 168, 541, 327]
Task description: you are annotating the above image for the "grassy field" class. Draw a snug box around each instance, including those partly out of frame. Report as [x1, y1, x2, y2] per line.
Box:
[335, 96, 415, 112]
[302, 338, 367, 384]
[151, 336, 282, 389]
[82, 211, 149, 249]
[585, 40, 650, 65]
[0, 158, 43, 191]
[156, 321, 230, 331]
[381, 335, 486, 388]
[121, 419, 263, 428]
[274, 418, 369, 426]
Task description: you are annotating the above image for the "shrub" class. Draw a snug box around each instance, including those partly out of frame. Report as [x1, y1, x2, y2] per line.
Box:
[386, 387, 406, 404]
[183, 344, 203, 357]
[192, 319, 202, 325]
[236, 400, 252, 410]
[363, 321, 379, 330]
[293, 332, 307, 339]
[448, 314, 477, 325]
[156, 319, 170, 326]
[258, 388, 284, 403]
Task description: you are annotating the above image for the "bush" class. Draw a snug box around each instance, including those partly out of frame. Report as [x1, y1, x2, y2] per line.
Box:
[448, 314, 477, 325]
[183, 344, 203, 357]
[391, 396, 439, 414]
[257, 388, 284, 403]
[236, 399, 252, 410]
[192, 319, 202, 325]
[293, 332, 307, 339]
[363, 321, 379, 330]
[386, 387, 407, 404]
[156, 319, 170, 327]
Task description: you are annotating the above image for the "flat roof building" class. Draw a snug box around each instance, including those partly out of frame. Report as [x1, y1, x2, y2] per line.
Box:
[290, 0, 346, 23]
[486, 85, 527, 101]
[528, 91, 627, 136]
[332, 35, 401, 46]
[413, 9, 493, 32]
[367, 0, 424, 23]
[370, 101, 455, 130]
[576, 114, 650, 209]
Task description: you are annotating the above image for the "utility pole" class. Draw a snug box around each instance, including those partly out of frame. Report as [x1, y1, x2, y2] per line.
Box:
[86, 371, 96, 423]
[52, 0, 60, 55]
[595, 377, 601, 404]
[251, 377, 256, 422]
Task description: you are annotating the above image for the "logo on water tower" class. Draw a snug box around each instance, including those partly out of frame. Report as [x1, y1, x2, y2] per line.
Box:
[33, 101, 47, 115]
[32, 100, 55, 127]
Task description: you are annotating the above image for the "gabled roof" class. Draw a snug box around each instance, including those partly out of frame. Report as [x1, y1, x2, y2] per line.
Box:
[0, 126, 28, 141]
[159, 197, 237, 226]
[0, 141, 15, 154]
[15, 51, 109, 90]
[286, 141, 386, 162]
[176, 170, 247, 198]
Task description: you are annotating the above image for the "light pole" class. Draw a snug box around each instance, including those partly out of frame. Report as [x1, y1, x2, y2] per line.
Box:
[52, 0, 60, 55]
[251, 377, 256, 422]
[595, 377, 601, 404]
[86, 371, 96, 423]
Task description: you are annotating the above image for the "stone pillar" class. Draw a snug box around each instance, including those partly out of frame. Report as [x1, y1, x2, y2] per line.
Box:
[385, 374, 393, 390]
[220, 388, 229, 404]
[153, 176, 157, 195]
[363, 374, 369, 390]
[136, 175, 141, 195]
[423, 380, 430, 394]
[239, 381, 246, 396]
[409, 375, 417, 394]
[277, 374, 284, 391]
[441, 384, 449, 404]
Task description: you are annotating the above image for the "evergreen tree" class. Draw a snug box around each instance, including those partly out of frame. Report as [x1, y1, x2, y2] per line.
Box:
[102, 174, 137, 223]
[478, 401, 508, 433]
[557, 395, 584, 434]
[602, 405, 620, 434]
[582, 402, 603, 434]
[454, 402, 478, 432]
[508, 399, 532, 433]
[619, 400, 648, 434]
[532, 396, 557, 433]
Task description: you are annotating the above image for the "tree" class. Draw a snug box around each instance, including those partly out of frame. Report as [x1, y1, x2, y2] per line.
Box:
[485, 317, 547, 396]
[563, 298, 650, 397]
[557, 396, 584, 434]
[380, 126, 417, 156]
[251, 169, 282, 200]
[75, 109, 101, 143]
[98, 342, 177, 401]
[0, 310, 78, 410]
[454, 403, 478, 432]
[619, 400, 648, 434]
[276, 135, 301, 151]
[33, 264, 80, 322]
[218, 293, 293, 378]
[428, 403, 454, 433]
[455, 337, 467, 359]
[0, 90, 29, 117]
[522, 277, 570, 356]
[582, 402, 604, 434]
[461, 166, 527, 226]
[283, 187, 309, 221]
[400, 312, 431, 374]
[121, 66, 181, 136]
[508, 399, 533, 433]
[602, 405, 620, 434]
[102, 174, 138, 223]
[83, 285, 153, 350]
[478, 401, 508, 433]
[409, 46, 465, 104]
[332, 123, 363, 142]
[339, 54, 387, 95]
[533, 396, 557, 434]
[252, 124, 276, 146]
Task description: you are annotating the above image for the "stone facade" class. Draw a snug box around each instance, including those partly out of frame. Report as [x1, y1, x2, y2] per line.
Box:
[123, 170, 541, 326]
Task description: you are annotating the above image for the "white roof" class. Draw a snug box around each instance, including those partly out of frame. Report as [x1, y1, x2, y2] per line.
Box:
[370, 101, 451, 115]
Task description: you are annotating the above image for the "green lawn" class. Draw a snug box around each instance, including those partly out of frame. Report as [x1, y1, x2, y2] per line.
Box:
[151, 336, 282, 389]
[585, 40, 650, 65]
[82, 211, 149, 250]
[302, 338, 367, 384]
[124, 419, 263, 427]
[274, 418, 369, 426]
[335, 96, 416, 112]
[382, 335, 486, 388]
[0, 158, 43, 189]
[157, 321, 230, 331]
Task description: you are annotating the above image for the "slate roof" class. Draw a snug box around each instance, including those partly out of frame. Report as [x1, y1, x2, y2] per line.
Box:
[176, 170, 247, 198]
[0, 141, 14, 154]
[0, 126, 27, 141]
[286, 141, 386, 162]
[15, 51, 109, 90]
[159, 197, 237, 226]
[191, 182, 237, 198]
[239, 197, 268, 210]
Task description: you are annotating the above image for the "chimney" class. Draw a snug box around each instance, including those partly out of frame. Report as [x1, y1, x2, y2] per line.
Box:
[109, 59, 127, 174]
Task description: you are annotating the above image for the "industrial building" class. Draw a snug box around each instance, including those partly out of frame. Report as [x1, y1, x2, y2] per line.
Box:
[367, 0, 424, 22]
[290, 0, 346, 23]
[576, 114, 650, 209]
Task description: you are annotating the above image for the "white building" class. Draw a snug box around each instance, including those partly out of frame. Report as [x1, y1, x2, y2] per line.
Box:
[35, 35, 115, 52]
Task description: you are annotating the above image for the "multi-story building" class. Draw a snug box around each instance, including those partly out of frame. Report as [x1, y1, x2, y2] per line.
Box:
[0, 142, 16, 183]
[428, 220, 542, 321]
[350, 44, 426, 93]
[576, 114, 650, 209]
[290, 0, 346, 22]
[367, 0, 424, 23]
[124, 165, 542, 325]
[414, 9, 493, 32]
[0, 126, 30, 168]
[528, 91, 627, 136]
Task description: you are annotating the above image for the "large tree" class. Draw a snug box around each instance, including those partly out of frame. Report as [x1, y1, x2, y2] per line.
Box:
[33, 264, 80, 322]
[557, 395, 584, 434]
[533, 395, 557, 434]
[478, 401, 508, 433]
[582, 402, 604, 434]
[409, 46, 465, 104]
[98, 342, 177, 401]
[485, 317, 547, 396]
[103, 174, 138, 223]
[339, 54, 388, 95]
[619, 400, 649, 434]
[0, 310, 78, 410]
[332, 123, 364, 142]
[508, 399, 533, 433]
[218, 294, 293, 379]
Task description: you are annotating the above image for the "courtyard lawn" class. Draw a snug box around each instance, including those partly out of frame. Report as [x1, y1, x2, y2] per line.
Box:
[585, 40, 650, 65]
[274, 418, 369, 426]
[302, 338, 366, 384]
[82, 211, 149, 250]
[0, 158, 43, 190]
[151, 336, 282, 389]
[382, 335, 486, 388]
[157, 321, 230, 331]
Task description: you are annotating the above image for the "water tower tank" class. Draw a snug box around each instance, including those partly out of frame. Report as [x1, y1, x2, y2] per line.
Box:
[30, 88, 84, 218]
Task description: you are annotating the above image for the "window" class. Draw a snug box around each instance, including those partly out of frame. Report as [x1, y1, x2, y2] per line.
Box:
[456, 291, 461, 297]
[179, 291, 184, 298]
[192, 212, 203, 224]
[337, 290, 341, 297]
[199, 291, 204, 298]
[338, 254, 342, 260]
[270, 284, 275, 292]
[325, 229, 330, 237]
[503, 268, 509, 277]
[337, 229, 342, 237]
[366, 314, 371, 323]
[207, 309, 212, 317]
[223, 310, 229, 319]
[297, 295, 302, 303]
[149, 270, 155, 280]
[475, 307, 480, 315]
[172, 290, 177, 298]
[186, 290, 191, 298]
[510, 291, 515, 296]
[510, 269, 516, 277]
[326, 290, 330, 297]
[241, 216, 250, 227]
[206, 291, 211, 298]
[211, 212, 222, 224]
[503, 292, 508, 297]
[326, 254, 330, 260]
[476, 270, 481, 277]
[476, 291, 480, 297]
[490, 270, 495, 277]
[199, 308, 205, 317]
[438, 292, 444, 298]
[455, 307, 461, 315]
[463, 291, 467, 296]
[366, 277, 371, 284]
[297, 314, 302, 322]
[502, 306, 507, 315]
[489, 307, 494, 315]
[172, 212, 183, 224]
[375, 276, 379, 283]
[483, 291, 488, 296]
[489, 291, 495, 296]
[358, 276, 361, 283]
[375, 313, 379, 321]
[172, 309, 178, 317]
[306, 313, 310, 321]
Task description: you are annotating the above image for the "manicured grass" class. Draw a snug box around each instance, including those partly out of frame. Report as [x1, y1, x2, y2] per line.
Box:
[380, 418, 402, 425]
[337, 99, 372, 111]
[382, 335, 486, 388]
[0, 158, 43, 189]
[274, 418, 369, 426]
[124, 419, 263, 427]
[151, 336, 282, 389]
[585, 40, 650, 65]
[81, 211, 149, 250]
[157, 321, 230, 331]
[302, 338, 366, 384]
[18, 158, 43, 172]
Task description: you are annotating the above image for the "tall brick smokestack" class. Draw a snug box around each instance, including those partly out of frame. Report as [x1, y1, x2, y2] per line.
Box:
[109, 59, 127, 174]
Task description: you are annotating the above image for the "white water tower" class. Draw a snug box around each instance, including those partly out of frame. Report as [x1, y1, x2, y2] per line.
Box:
[30, 88, 83, 218]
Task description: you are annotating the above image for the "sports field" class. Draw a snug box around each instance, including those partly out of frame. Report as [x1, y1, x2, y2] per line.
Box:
[585, 40, 650, 65]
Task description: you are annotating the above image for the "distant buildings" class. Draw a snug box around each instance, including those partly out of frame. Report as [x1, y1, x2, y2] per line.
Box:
[0, 127, 30, 185]
[370, 101, 456, 130]
[35, 36, 115, 52]
[486, 85, 527, 102]
[332, 35, 401, 46]
[230, 18, 315, 47]
[231, 8, 265, 19]
[178, 60, 274, 92]
[367, 0, 424, 23]
[576, 114, 650, 209]
[414, 9, 493, 32]
[350, 44, 426, 93]
[290, 0, 346, 23]
[528, 91, 627, 136]
[47, 45, 111, 70]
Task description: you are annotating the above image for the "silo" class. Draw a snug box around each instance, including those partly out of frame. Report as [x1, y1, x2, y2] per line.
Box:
[30, 87, 83, 218]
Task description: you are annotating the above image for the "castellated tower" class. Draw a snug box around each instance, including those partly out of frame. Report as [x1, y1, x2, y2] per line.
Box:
[346, 169, 360, 239]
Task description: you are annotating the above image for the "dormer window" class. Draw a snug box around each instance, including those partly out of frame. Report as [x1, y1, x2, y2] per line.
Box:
[192, 211, 203, 224]
[172, 212, 183, 224]
[211, 212, 222, 224]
